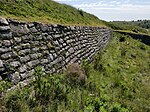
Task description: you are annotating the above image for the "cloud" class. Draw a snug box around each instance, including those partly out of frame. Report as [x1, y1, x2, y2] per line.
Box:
[54, 0, 150, 21]
[73, 0, 150, 21]
[54, 0, 78, 2]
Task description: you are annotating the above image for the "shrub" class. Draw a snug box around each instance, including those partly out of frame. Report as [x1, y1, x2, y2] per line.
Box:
[65, 63, 87, 86]
[33, 66, 68, 103]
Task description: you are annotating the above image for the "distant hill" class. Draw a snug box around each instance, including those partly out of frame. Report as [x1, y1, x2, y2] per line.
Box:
[108, 20, 150, 35]
[131, 20, 150, 29]
[0, 0, 106, 26]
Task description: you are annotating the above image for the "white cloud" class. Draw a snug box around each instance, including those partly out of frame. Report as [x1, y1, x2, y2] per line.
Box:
[73, 1, 150, 21]
[54, 0, 77, 2]
[54, 0, 150, 21]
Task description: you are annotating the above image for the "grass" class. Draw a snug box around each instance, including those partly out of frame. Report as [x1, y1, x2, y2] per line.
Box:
[0, 32, 150, 112]
[0, 0, 106, 26]
[107, 22, 150, 35]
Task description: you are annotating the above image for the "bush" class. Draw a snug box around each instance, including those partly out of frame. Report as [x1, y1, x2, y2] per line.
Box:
[65, 63, 87, 86]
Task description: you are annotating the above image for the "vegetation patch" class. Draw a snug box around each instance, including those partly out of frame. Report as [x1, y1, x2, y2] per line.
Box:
[0, 0, 106, 26]
[0, 32, 150, 112]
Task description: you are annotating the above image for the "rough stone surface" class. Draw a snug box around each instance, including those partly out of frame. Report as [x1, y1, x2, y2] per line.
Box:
[0, 17, 9, 25]
[9, 72, 20, 84]
[19, 65, 27, 73]
[0, 18, 112, 85]
[0, 76, 2, 81]
[0, 60, 4, 72]
[0, 26, 10, 31]
[10, 61, 21, 68]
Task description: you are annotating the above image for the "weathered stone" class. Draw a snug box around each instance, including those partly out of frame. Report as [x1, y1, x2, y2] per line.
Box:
[0, 26, 10, 31]
[10, 24, 29, 36]
[27, 60, 40, 68]
[52, 58, 59, 65]
[0, 17, 9, 25]
[0, 32, 12, 38]
[21, 43, 30, 49]
[53, 40, 59, 46]
[2, 40, 11, 46]
[0, 18, 112, 86]
[43, 50, 49, 55]
[10, 61, 21, 68]
[48, 54, 54, 60]
[0, 47, 11, 53]
[19, 65, 27, 73]
[14, 37, 22, 43]
[9, 72, 20, 84]
[20, 69, 34, 79]
[20, 55, 30, 63]
[68, 48, 74, 54]
[29, 27, 38, 33]
[1, 52, 12, 59]
[30, 53, 42, 59]
[59, 39, 64, 44]
[47, 42, 53, 49]
[40, 24, 49, 32]
[0, 76, 2, 81]
[0, 60, 5, 72]
[31, 48, 39, 52]
[41, 59, 49, 64]
[18, 49, 31, 56]
[65, 51, 70, 57]
[40, 46, 48, 50]
[27, 23, 34, 28]
[14, 45, 22, 51]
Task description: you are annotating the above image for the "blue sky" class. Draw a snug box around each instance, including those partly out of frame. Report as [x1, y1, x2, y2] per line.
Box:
[54, 0, 150, 21]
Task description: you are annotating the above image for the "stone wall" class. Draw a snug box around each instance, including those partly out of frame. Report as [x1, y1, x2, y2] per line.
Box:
[0, 18, 111, 85]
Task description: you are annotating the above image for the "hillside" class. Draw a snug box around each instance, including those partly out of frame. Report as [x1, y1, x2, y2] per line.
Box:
[0, 0, 150, 112]
[108, 20, 150, 35]
[1, 32, 150, 112]
[0, 0, 106, 26]
[112, 20, 150, 29]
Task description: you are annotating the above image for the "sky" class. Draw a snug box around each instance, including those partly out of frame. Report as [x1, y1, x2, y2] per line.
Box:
[54, 0, 150, 21]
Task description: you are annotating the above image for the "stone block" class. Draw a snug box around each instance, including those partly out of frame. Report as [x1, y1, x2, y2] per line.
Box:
[20, 55, 30, 63]
[10, 61, 21, 68]
[27, 60, 40, 68]
[19, 65, 27, 73]
[1, 52, 12, 59]
[9, 72, 20, 84]
[18, 49, 31, 56]
[2, 40, 11, 46]
[10, 24, 29, 36]
[20, 69, 34, 79]
[0, 26, 10, 31]
[29, 27, 38, 33]
[41, 59, 49, 64]
[0, 32, 12, 39]
[0, 47, 11, 54]
[30, 53, 42, 60]
[0, 17, 9, 25]
[21, 43, 30, 49]
[68, 48, 74, 54]
[0, 76, 2, 81]
[0, 60, 4, 72]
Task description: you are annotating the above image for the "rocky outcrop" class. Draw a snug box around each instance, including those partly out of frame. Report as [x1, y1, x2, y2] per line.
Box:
[0, 17, 112, 85]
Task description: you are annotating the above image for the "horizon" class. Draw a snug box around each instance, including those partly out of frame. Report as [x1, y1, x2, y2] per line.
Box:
[54, 0, 150, 21]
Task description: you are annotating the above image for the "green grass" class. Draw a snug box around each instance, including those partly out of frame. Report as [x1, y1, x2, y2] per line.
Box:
[1, 32, 150, 112]
[0, 0, 106, 26]
[107, 22, 150, 35]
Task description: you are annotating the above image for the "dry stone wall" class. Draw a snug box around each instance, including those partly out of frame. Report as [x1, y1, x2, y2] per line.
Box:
[0, 18, 111, 85]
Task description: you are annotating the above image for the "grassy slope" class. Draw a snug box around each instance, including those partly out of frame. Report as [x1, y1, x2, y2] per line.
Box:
[0, 0, 106, 26]
[107, 21, 150, 35]
[1, 33, 150, 112]
[0, 0, 150, 111]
